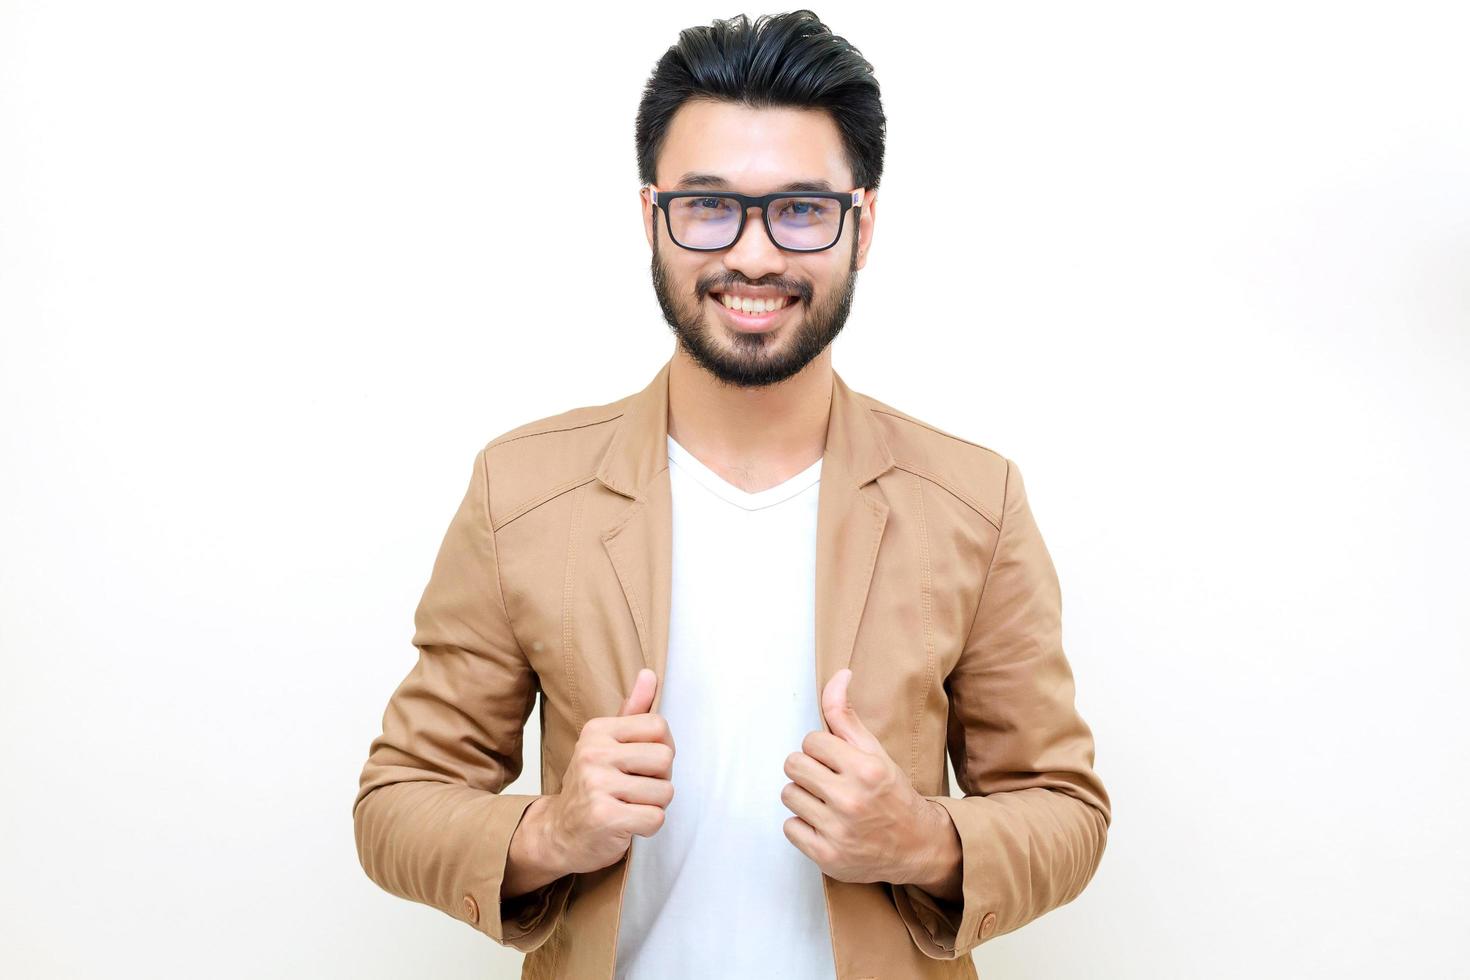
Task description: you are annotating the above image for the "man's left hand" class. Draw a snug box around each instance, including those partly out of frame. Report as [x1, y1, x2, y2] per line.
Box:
[780, 667, 953, 887]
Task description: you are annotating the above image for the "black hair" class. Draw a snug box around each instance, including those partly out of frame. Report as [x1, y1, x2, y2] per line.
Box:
[635, 10, 887, 192]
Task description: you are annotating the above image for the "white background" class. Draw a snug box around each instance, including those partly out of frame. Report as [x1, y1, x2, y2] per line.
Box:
[2, 2, 1467, 977]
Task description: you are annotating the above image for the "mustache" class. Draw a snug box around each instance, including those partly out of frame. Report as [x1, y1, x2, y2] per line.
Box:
[701, 280, 812, 303]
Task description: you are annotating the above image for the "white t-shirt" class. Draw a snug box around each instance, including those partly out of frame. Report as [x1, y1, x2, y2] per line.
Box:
[613, 434, 837, 979]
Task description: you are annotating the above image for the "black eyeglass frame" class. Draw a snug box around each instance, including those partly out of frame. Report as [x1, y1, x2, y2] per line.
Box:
[645, 184, 865, 253]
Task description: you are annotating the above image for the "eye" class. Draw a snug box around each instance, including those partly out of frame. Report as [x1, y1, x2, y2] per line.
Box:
[777, 200, 831, 220]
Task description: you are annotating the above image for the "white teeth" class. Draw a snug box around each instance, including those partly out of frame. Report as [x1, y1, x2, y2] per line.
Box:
[719, 293, 791, 313]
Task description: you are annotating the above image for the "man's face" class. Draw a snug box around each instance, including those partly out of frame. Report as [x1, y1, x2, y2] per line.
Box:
[642, 100, 877, 389]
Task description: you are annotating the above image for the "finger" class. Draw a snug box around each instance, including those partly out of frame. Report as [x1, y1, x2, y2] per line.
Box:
[780, 780, 831, 834]
[606, 711, 676, 750]
[619, 668, 658, 716]
[799, 729, 868, 776]
[782, 814, 824, 864]
[821, 668, 883, 754]
[784, 750, 839, 802]
[617, 802, 667, 838]
[606, 771, 675, 808]
[609, 740, 675, 778]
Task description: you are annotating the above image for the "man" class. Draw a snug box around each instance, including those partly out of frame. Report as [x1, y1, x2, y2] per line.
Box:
[353, 11, 1110, 979]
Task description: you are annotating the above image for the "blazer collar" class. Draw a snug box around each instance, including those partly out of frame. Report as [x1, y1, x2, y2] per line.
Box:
[593, 355, 898, 725]
[595, 355, 895, 500]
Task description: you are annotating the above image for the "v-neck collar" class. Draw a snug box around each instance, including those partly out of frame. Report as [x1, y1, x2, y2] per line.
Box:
[666, 434, 822, 512]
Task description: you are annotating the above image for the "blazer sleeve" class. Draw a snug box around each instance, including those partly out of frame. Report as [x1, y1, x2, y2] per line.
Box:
[352, 447, 574, 952]
[891, 456, 1112, 959]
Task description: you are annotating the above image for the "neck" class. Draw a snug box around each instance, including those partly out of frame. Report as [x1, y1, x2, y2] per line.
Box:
[665, 344, 832, 492]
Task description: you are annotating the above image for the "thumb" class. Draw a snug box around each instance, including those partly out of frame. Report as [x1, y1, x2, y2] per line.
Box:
[821, 668, 881, 753]
[619, 668, 658, 716]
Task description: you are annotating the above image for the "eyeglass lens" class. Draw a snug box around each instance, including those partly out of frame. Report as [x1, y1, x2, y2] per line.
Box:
[668, 196, 843, 250]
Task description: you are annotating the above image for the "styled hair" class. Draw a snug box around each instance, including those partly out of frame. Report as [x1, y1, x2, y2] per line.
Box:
[635, 10, 887, 192]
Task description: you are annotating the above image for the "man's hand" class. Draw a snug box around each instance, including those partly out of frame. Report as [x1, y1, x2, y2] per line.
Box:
[517, 667, 676, 887]
[780, 668, 961, 896]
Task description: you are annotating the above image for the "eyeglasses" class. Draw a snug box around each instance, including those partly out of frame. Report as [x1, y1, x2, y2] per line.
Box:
[645, 183, 865, 253]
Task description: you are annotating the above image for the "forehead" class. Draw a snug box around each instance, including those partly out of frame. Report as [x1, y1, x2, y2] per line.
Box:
[656, 99, 853, 191]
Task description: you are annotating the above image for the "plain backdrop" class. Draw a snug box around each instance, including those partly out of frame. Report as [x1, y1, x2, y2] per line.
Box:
[2, 2, 1467, 977]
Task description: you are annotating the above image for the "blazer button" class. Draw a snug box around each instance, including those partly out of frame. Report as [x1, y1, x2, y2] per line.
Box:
[462, 894, 480, 924]
[980, 911, 998, 939]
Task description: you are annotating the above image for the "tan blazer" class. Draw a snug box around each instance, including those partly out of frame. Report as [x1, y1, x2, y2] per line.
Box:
[353, 357, 1111, 979]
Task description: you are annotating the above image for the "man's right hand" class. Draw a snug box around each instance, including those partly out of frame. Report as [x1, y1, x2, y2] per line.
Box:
[504, 668, 675, 898]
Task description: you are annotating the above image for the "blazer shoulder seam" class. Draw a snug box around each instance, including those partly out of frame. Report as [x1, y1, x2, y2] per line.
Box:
[477, 447, 529, 659]
[866, 406, 1006, 457]
[865, 403, 1006, 531]
[964, 456, 1014, 646]
[491, 474, 599, 532]
[484, 407, 626, 451]
[891, 460, 1002, 532]
[482, 410, 625, 531]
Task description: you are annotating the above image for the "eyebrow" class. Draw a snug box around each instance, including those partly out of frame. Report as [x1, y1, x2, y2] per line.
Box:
[673, 172, 836, 193]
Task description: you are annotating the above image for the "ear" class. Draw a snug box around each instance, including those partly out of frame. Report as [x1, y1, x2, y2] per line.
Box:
[641, 184, 656, 251]
[854, 189, 876, 271]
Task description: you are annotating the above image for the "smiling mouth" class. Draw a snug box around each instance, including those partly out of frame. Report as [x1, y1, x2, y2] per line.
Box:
[711, 290, 805, 321]
[709, 291, 800, 315]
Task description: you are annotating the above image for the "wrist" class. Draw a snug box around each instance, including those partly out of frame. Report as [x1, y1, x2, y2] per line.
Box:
[902, 798, 963, 902]
[525, 795, 569, 874]
[503, 795, 568, 900]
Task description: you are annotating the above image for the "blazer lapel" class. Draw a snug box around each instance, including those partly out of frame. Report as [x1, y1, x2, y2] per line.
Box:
[811, 371, 895, 732]
[594, 357, 895, 720]
[596, 361, 675, 713]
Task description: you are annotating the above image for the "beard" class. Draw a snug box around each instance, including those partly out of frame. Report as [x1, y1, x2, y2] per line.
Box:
[649, 221, 860, 389]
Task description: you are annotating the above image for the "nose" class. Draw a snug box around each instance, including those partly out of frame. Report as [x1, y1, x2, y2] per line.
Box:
[721, 205, 787, 279]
